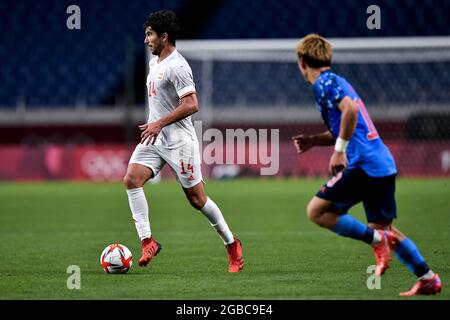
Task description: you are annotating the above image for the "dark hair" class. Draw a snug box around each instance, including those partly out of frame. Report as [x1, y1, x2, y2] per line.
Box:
[143, 10, 179, 45]
[302, 56, 331, 68]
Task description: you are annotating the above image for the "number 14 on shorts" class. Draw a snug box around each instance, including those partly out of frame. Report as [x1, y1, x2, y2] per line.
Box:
[180, 160, 195, 180]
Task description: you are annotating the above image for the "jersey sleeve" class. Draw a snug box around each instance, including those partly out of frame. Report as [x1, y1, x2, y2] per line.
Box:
[168, 64, 196, 98]
[314, 78, 345, 110]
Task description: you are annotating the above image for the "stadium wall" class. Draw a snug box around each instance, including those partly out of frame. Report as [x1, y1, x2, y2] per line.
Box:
[1, 139, 449, 181]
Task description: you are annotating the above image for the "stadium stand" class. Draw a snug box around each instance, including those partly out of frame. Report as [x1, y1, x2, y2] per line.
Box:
[0, 0, 449, 108]
[0, 0, 187, 108]
[200, 0, 450, 39]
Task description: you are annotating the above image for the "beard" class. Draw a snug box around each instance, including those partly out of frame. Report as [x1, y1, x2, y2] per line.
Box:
[151, 42, 163, 56]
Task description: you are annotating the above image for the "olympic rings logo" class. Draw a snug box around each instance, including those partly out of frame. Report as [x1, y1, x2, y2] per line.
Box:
[81, 150, 128, 181]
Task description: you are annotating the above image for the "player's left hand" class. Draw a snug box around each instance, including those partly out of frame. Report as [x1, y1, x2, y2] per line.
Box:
[329, 151, 347, 176]
[139, 121, 162, 145]
[291, 134, 314, 154]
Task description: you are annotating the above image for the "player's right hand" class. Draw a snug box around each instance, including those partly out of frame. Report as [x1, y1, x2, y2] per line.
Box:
[291, 134, 314, 154]
[139, 121, 162, 145]
[329, 151, 347, 176]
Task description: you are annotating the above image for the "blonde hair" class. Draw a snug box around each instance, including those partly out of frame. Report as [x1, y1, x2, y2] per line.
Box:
[296, 34, 332, 68]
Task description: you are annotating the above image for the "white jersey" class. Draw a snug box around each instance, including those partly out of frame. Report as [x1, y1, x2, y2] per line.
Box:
[146, 50, 198, 149]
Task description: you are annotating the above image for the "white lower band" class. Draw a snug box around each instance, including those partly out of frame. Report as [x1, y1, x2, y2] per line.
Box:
[335, 137, 349, 152]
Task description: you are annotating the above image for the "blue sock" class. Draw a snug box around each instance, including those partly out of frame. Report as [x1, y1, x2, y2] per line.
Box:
[395, 238, 430, 277]
[333, 214, 374, 244]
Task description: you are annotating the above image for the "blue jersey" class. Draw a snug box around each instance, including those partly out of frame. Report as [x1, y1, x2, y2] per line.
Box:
[313, 70, 397, 177]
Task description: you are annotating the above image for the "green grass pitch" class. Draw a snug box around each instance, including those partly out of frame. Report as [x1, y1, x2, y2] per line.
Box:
[0, 179, 448, 299]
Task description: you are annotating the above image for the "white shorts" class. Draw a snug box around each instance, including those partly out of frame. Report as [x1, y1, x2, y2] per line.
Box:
[129, 140, 203, 188]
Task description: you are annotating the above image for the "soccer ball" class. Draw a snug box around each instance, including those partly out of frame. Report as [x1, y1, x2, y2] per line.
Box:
[100, 243, 133, 274]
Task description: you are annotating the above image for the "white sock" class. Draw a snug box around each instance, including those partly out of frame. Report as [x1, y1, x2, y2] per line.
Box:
[371, 230, 382, 245]
[419, 270, 435, 280]
[200, 197, 234, 245]
[126, 188, 151, 241]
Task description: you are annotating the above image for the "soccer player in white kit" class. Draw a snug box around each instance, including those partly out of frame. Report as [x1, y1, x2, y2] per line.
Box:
[123, 10, 244, 272]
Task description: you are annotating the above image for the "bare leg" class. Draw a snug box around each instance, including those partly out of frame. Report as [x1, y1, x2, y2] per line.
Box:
[306, 196, 341, 230]
[306, 196, 376, 245]
[123, 163, 154, 189]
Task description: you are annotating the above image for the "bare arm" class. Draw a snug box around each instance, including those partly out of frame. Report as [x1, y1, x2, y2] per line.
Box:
[140, 92, 199, 144]
[337, 96, 358, 141]
[291, 130, 335, 154]
[310, 131, 335, 147]
[329, 96, 358, 175]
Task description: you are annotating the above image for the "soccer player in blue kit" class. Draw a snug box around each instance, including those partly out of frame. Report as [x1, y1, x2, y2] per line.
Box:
[292, 34, 441, 296]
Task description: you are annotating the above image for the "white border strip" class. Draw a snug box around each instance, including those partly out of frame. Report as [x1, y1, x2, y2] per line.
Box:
[1, 105, 448, 125]
[177, 37, 450, 52]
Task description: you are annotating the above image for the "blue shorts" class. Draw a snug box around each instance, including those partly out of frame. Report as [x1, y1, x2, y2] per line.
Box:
[315, 168, 397, 223]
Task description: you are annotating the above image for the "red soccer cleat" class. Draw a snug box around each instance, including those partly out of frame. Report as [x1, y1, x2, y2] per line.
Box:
[226, 238, 244, 273]
[372, 230, 396, 276]
[400, 274, 442, 296]
[138, 237, 162, 267]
